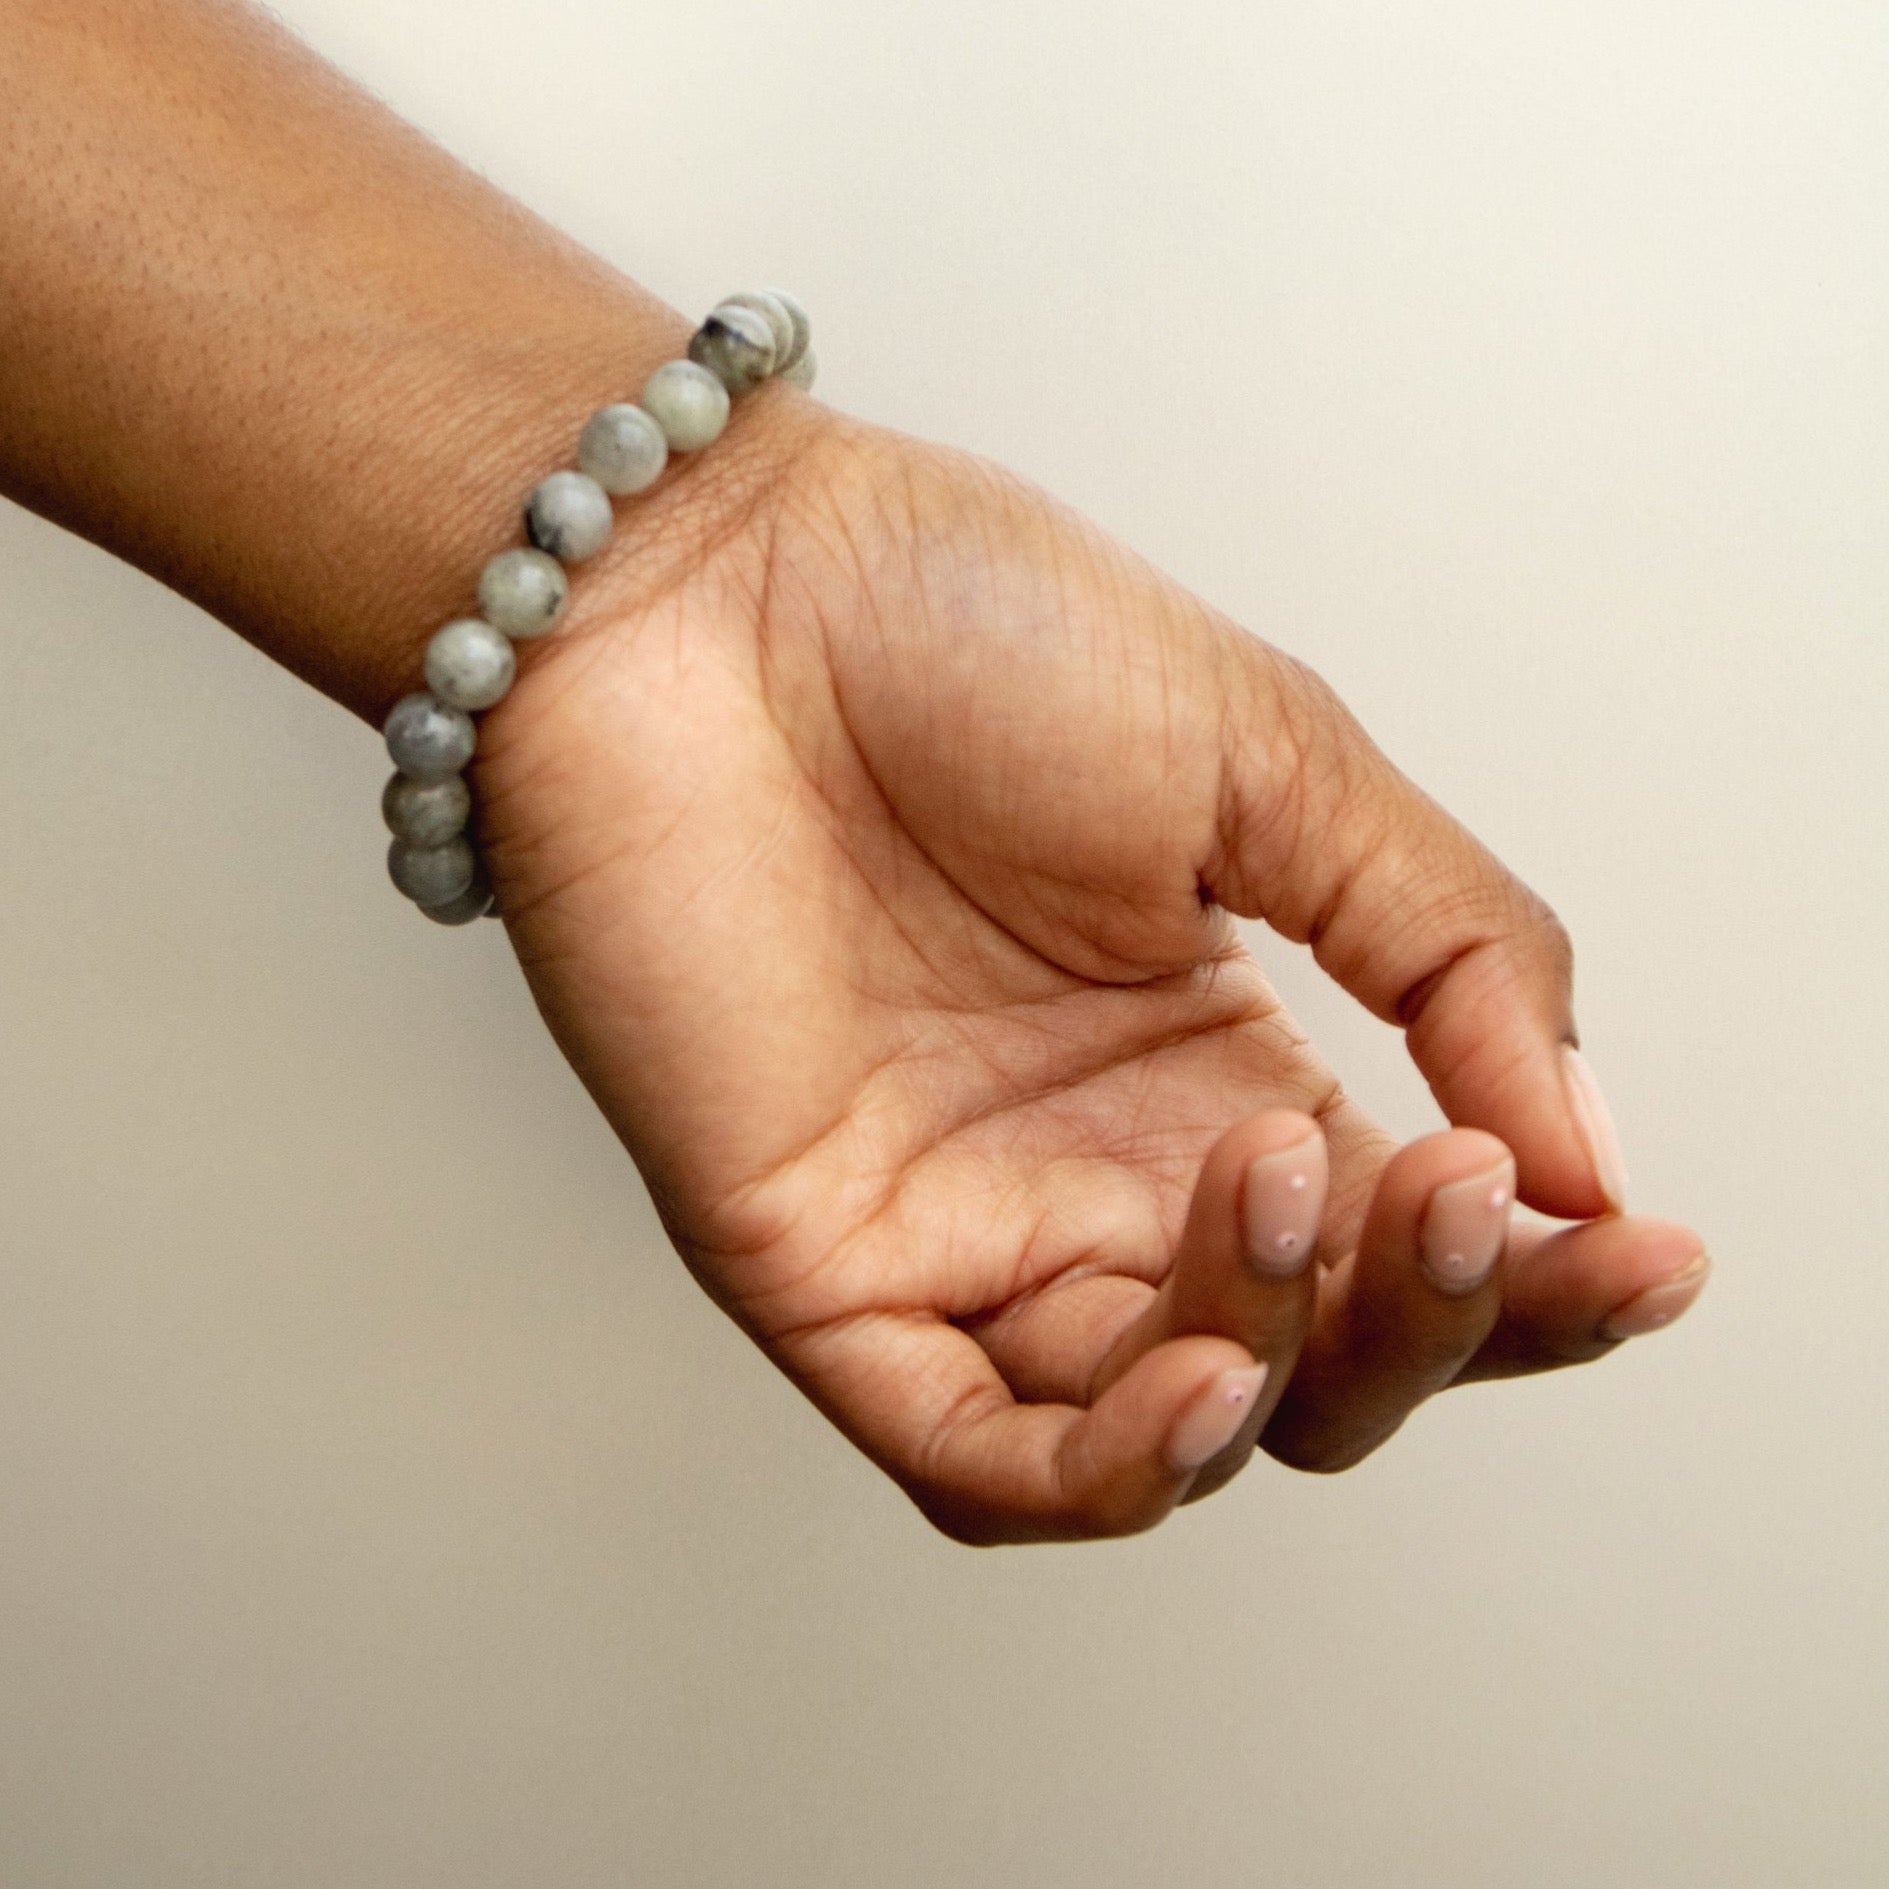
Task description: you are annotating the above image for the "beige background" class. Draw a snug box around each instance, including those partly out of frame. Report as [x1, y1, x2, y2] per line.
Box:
[2, 1, 1883, 1882]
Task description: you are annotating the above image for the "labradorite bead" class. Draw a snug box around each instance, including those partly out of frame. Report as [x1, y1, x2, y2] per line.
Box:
[688, 303, 776, 395]
[578, 403, 669, 496]
[384, 692, 475, 783]
[780, 348, 817, 392]
[524, 469, 613, 564]
[381, 770, 471, 848]
[641, 360, 730, 451]
[478, 547, 568, 639]
[421, 881, 494, 925]
[720, 290, 795, 368]
[424, 616, 516, 711]
[387, 833, 476, 907]
[420, 852, 492, 924]
[758, 288, 811, 372]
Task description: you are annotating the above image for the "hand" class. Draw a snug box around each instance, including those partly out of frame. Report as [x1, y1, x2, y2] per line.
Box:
[475, 397, 1708, 1543]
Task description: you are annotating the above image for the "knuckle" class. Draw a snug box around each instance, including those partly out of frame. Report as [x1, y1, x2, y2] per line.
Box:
[1055, 1447, 1161, 1542]
[1265, 1416, 1400, 1476]
[910, 1484, 1158, 1547]
[1528, 900, 1576, 987]
[909, 1488, 1020, 1548]
[1077, 1493, 1163, 1540]
[1213, 638, 1384, 929]
[1265, 1431, 1356, 1475]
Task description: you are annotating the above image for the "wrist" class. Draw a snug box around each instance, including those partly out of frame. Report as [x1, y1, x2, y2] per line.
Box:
[233, 287, 699, 721]
[377, 289, 843, 927]
[465, 339, 837, 692]
[178, 281, 833, 726]
[0, 0, 820, 724]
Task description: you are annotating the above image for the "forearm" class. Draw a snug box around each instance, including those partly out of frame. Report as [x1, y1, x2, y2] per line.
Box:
[0, 0, 713, 717]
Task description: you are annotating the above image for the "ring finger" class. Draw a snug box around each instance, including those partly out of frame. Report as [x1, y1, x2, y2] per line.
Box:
[1261, 1128, 1516, 1473]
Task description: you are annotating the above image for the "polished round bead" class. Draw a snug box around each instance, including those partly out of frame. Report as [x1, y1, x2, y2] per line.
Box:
[387, 834, 476, 907]
[421, 882, 494, 925]
[419, 855, 492, 924]
[780, 347, 817, 393]
[381, 770, 471, 848]
[524, 469, 613, 564]
[719, 290, 795, 368]
[641, 360, 730, 451]
[424, 616, 516, 711]
[688, 303, 776, 395]
[384, 692, 475, 783]
[478, 547, 568, 639]
[577, 403, 669, 495]
[758, 287, 811, 373]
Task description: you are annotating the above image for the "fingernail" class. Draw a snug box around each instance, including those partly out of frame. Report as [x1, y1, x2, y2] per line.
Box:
[1418, 1157, 1515, 1296]
[1562, 1046, 1629, 1212]
[1601, 1253, 1711, 1340]
[1240, 1135, 1327, 1278]
[1165, 1365, 1269, 1472]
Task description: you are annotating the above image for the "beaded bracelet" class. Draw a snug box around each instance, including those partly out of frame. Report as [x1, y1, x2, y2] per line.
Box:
[379, 289, 815, 924]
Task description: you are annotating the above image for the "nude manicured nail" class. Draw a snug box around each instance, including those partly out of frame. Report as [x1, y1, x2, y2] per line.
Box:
[1419, 1158, 1515, 1296]
[1601, 1254, 1711, 1340]
[1562, 1046, 1628, 1212]
[1165, 1365, 1269, 1473]
[1240, 1136, 1327, 1278]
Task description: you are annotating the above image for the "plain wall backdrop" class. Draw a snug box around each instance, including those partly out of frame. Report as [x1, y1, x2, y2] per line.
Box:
[2, 1, 1884, 1883]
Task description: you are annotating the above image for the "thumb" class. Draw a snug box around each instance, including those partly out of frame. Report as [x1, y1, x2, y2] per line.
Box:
[1205, 633, 1627, 1221]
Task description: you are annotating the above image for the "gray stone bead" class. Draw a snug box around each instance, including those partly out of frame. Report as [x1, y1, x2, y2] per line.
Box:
[719, 290, 795, 369]
[577, 402, 669, 496]
[421, 882, 494, 925]
[524, 469, 613, 564]
[780, 347, 817, 393]
[640, 359, 730, 451]
[758, 287, 811, 373]
[381, 770, 471, 848]
[387, 833, 476, 907]
[424, 616, 516, 711]
[384, 692, 475, 783]
[420, 855, 493, 925]
[688, 303, 776, 395]
[478, 547, 568, 639]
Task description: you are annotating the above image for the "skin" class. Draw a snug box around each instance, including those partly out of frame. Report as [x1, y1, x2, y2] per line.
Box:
[0, 0, 1708, 1544]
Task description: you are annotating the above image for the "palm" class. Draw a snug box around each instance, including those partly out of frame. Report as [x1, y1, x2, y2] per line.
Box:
[476, 414, 1698, 1539]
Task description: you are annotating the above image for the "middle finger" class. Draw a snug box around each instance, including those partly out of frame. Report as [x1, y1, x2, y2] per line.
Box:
[1262, 1128, 1516, 1473]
